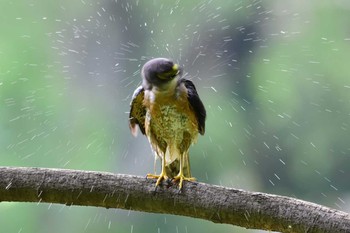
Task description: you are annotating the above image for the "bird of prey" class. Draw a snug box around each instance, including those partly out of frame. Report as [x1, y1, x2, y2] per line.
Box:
[129, 58, 206, 189]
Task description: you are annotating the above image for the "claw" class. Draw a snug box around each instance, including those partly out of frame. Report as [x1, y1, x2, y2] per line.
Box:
[173, 174, 196, 189]
[146, 172, 168, 187]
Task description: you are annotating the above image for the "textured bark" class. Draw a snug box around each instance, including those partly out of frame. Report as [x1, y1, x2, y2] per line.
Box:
[0, 166, 349, 233]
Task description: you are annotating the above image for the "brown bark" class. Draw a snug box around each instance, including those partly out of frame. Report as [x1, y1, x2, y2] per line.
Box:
[0, 166, 349, 233]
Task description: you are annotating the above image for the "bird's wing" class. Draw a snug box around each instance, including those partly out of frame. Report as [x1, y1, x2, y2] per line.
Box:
[129, 86, 146, 137]
[182, 79, 206, 135]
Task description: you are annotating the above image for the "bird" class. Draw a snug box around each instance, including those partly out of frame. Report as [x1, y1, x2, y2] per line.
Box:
[129, 58, 206, 189]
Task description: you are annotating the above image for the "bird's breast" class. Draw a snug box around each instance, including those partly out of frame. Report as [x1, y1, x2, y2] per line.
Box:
[143, 90, 198, 143]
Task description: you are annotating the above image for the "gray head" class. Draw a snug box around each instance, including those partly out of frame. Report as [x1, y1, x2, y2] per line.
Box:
[141, 58, 181, 90]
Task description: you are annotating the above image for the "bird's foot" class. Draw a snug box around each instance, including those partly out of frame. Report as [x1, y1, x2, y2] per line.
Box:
[146, 172, 168, 187]
[172, 174, 196, 190]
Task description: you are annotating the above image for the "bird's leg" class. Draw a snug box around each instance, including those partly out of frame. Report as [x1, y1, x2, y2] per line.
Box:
[156, 156, 168, 186]
[173, 153, 196, 189]
[147, 155, 168, 187]
[153, 153, 157, 175]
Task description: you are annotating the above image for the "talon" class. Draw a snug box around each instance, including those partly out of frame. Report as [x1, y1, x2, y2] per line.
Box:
[173, 174, 196, 189]
[146, 173, 159, 179]
[146, 173, 168, 187]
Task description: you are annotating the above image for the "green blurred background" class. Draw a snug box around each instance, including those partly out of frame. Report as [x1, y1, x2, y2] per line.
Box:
[1, 0, 349, 232]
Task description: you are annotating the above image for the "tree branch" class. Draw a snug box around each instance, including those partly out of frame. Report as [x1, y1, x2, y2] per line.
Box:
[0, 166, 348, 232]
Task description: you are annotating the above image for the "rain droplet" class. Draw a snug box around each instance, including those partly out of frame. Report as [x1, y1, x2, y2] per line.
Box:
[5, 182, 12, 190]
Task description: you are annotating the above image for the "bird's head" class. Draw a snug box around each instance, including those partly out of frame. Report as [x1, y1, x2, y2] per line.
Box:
[141, 58, 182, 90]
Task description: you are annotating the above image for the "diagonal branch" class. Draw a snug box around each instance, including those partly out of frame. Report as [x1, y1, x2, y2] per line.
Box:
[0, 166, 349, 233]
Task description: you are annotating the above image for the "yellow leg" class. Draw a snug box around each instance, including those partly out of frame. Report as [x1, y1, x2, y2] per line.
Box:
[173, 153, 196, 189]
[146, 155, 168, 187]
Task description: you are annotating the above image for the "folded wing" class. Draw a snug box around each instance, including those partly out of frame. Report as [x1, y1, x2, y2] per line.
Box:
[182, 79, 206, 135]
[129, 86, 146, 137]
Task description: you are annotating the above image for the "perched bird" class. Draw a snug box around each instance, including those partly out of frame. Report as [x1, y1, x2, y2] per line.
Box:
[129, 58, 206, 189]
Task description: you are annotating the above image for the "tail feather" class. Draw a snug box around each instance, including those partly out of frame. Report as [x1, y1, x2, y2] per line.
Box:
[165, 159, 179, 178]
[164, 144, 178, 165]
[164, 151, 191, 178]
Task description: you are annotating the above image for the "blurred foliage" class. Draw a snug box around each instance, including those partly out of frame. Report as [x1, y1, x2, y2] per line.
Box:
[1, 0, 349, 232]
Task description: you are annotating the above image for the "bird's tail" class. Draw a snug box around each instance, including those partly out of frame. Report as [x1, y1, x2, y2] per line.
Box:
[165, 151, 191, 178]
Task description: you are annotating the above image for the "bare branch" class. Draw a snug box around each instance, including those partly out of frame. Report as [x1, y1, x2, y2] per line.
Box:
[0, 166, 349, 232]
